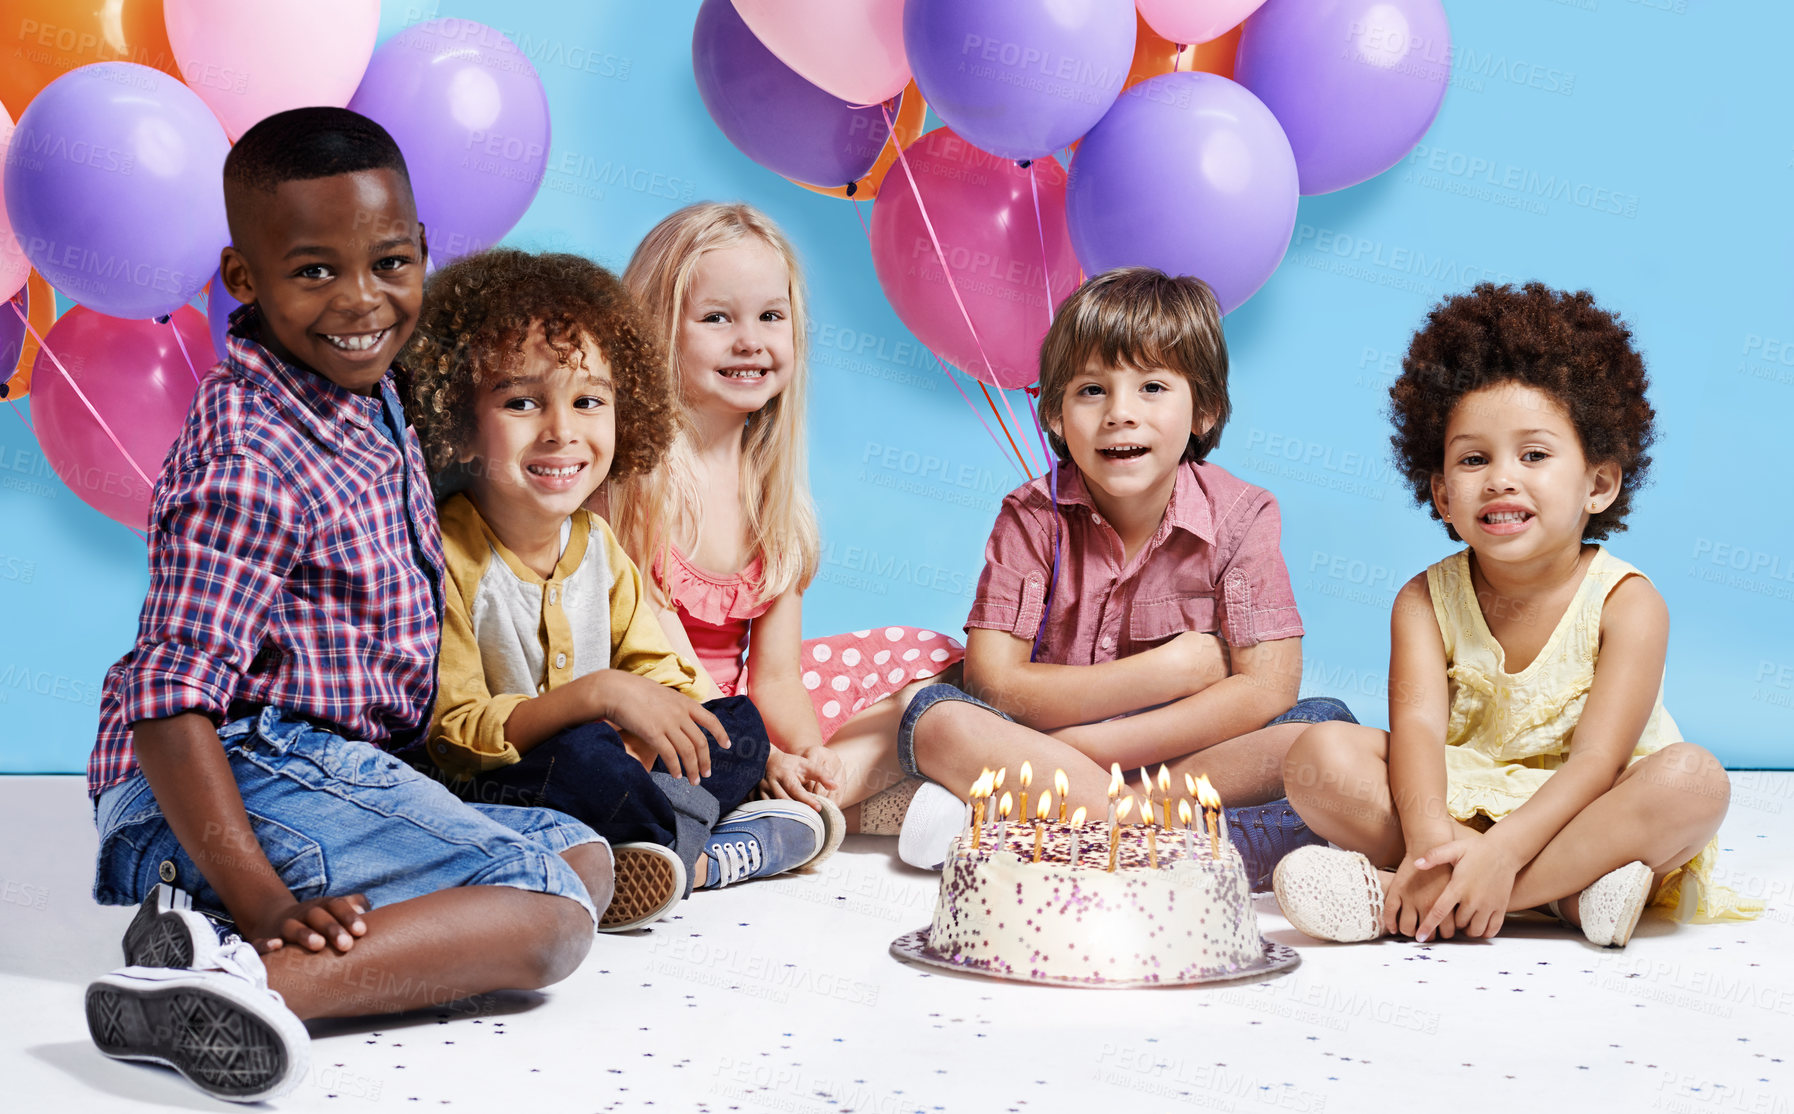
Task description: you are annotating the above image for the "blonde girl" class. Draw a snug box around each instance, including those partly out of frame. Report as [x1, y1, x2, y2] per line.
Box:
[608, 202, 963, 839]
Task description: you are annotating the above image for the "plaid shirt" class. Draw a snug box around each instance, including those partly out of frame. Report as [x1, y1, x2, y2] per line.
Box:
[88, 306, 445, 798]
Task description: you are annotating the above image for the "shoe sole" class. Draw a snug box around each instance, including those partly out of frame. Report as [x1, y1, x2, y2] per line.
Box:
[86, 975, 306, 1102]
[793, 797, 846, 873]
[1272, 845, 1384, 943]
[122, 892, 215, 969]
[1599, 861, 1654, 948]
[601, 845, 684, 933]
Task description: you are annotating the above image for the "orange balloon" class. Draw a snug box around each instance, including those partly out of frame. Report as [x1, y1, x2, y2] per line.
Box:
[2, 272, 57, 399]
[793, 81, 927, 201]
[0, 0, 183, 115]
[1125, 13, 1241, 89]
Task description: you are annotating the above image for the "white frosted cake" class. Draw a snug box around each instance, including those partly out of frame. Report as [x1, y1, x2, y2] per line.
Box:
[895, 820, 1294, 986]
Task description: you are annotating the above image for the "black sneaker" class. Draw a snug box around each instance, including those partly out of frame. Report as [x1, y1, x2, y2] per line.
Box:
[121, 884, 219, 969]
[86, 938, 309, 1103]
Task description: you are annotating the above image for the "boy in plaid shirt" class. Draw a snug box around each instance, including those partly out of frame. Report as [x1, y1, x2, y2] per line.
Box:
[82, 108, 611, 1103]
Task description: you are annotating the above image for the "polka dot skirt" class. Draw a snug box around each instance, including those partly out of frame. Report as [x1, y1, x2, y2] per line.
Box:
[799, 627, 965, 741]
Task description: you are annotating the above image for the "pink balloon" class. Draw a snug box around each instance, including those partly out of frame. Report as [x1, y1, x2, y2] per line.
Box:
[732, 0, 910, 106]
[870, 127, 1083, 389]
[0, 104, 29, 301]
[1136, 0, 1268, 44]
[31, 306, 204, 529]
[164, 0, 379, 141]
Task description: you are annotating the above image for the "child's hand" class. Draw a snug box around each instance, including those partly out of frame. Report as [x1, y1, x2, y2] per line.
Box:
[591, 671, 729, 784]
[1412, 839, 1519, 942]
[760, 747, 837, 808]
[1382, 854, 1454, 939]
[241, 894, 370, 955]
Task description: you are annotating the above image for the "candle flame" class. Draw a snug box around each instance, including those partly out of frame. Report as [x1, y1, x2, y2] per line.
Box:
[1184, 772, 1197, 797]
[998, 791, 1013, 819]
[1071, 806, 1088, 828]
[1054, 768, 1069, 799]
[1036, 792, 1052, 821]
[994, 767, 1007, 793]
[1141, 797, 1155, 825]
[1138, 767, 1151, 798]
[1019, 761, 1033, 788]
[1178, 799, 1193, 828]
[971, 770, 994, 799]
[1107, 763, 1123, 798]
[1116, 795, 1135, 821]
[1157, 765, 1171, 796]
[1195, 774, 1222, 810]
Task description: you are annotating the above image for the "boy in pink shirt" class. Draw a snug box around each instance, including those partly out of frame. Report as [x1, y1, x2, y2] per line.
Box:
[897, 268, 1355, 886]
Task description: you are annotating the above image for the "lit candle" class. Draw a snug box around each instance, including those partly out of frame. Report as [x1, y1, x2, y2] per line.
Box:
[1109, 795, 1134, 872]
[1142, 798, 1158, 869]
[1196, 775, 1221, 858]
[1178, 799, 1195, 860]
[969, 770, 992, 852]
[1106, 763, 1123, 830]
[1018, 762, 1032, 828]
[1069, 807, 1087, 869]
[994, 766, 1007, 797]
[1184, 772, 1197, 799]
[997, 791, 1013, 852]
[1054, 769, 1069, 822]
[1032, 792, 1051, 863]
[1138, 768, 1152, 824]
[1157, 766, 1173, 828]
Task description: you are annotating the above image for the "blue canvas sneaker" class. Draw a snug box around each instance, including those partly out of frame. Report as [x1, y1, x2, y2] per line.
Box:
[1225, 797, 1326, 892]
[698, 800, 826, 888]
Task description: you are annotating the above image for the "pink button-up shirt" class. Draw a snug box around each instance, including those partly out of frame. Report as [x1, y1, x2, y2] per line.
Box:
[966, 460, 1303, 665]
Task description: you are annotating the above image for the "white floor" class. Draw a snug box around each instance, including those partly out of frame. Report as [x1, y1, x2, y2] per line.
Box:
[2, 773, 1790, 1113]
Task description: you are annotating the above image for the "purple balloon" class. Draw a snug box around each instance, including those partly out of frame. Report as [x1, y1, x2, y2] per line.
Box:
[692, 0, 894, 188]
[904, 0, 1134, 162]
[349, 19, 550, 266]
[3, 64, 229, 320]
[1236, 0, 1451, 195]
[1066, 74, 1298, 314]
[206, 267, 242, 365]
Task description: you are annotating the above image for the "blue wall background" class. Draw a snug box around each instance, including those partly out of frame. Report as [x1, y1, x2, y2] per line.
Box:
[2, 0, 1789, 772]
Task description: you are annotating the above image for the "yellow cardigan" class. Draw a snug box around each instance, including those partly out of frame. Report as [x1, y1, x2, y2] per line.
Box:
[428, 493, 703, 778]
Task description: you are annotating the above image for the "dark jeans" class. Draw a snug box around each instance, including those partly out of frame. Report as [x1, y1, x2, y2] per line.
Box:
[442, 695, 770, 890]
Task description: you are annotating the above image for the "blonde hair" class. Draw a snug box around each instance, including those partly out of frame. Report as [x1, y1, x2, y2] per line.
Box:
[609, 202, 820, 601]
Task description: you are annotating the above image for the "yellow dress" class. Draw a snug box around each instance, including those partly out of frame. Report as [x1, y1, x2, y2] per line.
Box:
[1428, 547, 1759, 922]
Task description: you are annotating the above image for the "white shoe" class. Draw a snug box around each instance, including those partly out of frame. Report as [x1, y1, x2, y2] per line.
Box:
[86, 938, 309, 1102]
[1272, 845, 1386, 943]
[896, 781, 970, 870]
[1566, 861, 1654, 947]
[121, 884, 220, 969]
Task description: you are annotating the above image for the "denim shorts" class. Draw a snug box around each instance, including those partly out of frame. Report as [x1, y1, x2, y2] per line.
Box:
[92, 707, 603, 928]
[894, 686, 1355, 780]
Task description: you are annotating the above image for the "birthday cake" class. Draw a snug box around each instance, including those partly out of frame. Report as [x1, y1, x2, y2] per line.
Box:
[892, 818, 1297, 987]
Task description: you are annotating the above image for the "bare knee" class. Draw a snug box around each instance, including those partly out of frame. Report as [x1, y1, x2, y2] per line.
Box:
[520, 898, 596, 988]
[1637, 742, 1731, 828]
[1283, 720, 1356, 801]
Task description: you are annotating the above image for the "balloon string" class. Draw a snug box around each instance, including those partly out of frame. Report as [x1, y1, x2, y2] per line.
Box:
[881, 103, 1040, 476]
[848, 196, 1027, 482]
[10, 300, 155, 491]
[1026, 161, 1064, 664]
[166, 316, 204, 387]
[4, 394, 33, 437]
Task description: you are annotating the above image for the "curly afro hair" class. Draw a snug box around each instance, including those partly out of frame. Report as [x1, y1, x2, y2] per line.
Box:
[1388, 282, 1655, 542]
[403, 250, 675, 484]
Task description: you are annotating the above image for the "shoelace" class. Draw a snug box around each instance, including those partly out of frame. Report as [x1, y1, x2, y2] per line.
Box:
[706, 838, 763, 887]
[210, 936, 285, 1003]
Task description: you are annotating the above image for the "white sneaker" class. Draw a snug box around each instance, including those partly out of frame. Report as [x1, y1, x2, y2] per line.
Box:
[86, 938, 309, 1102]
[600, 842, 686, 933]
[1272, 845, 1387, 943]
[1569, 861, 1654, 948]
[896, 781, 970, 870]
[121, 884, 221, 969]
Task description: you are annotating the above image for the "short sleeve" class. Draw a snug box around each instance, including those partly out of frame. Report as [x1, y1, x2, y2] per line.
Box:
[966, 492, 1054, 640]
[115, 452, 312, 727]
[1216, 490, 1303, 647]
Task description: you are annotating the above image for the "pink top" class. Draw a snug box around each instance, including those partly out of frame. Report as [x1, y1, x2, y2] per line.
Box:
[655, 546, 771, 696]
[967, 460, 1303, 664]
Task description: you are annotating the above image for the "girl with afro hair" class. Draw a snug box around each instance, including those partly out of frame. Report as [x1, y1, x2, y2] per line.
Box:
[1273, 282, 1758, 949]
